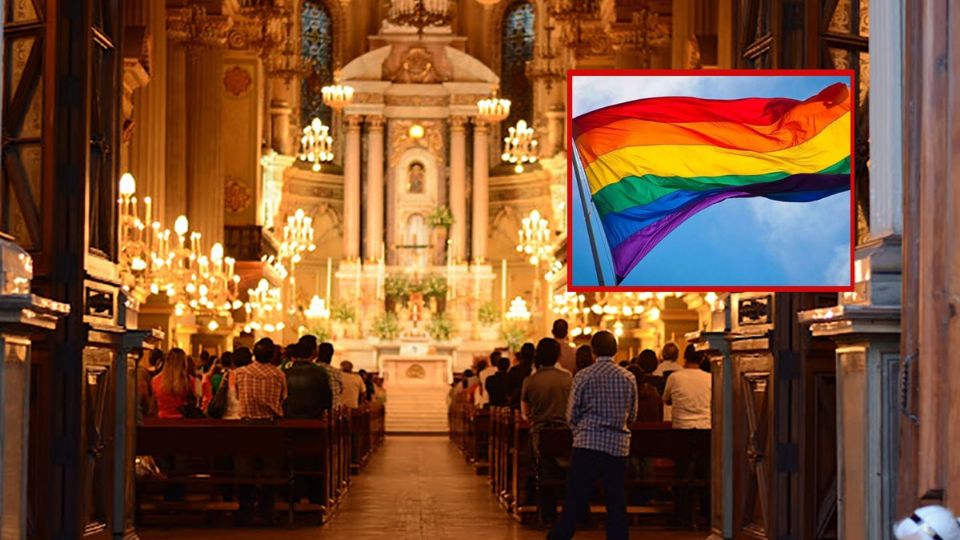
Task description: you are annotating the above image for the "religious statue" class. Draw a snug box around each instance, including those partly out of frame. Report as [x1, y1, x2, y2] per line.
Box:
[409, 291, 425, 327]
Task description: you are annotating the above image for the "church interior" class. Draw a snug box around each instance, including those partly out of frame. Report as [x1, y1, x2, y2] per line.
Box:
[1, 0, 959, 539]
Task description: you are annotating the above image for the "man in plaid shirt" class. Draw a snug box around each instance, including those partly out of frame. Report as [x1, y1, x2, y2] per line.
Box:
[549, 331, 637, 540]
[234, 338, 287, 420]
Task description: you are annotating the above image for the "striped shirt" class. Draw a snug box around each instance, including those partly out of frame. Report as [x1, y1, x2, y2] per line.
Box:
[317, 362, 344, 409]
[567, 357, 638, 457]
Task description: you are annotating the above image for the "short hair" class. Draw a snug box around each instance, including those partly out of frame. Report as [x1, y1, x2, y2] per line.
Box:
[662, 342, 680, 361]
[475, 360, 488, 372]
[340, 360, 354, 373]
[298, 335, 319, 358]
[253, 338, 275, 364]
[462, 369, 474, 378]
[233, 347, 253, 367]
[220, 351, 234, 369]
[149, 348, 164, 367]
[489, 350, 502, 364]
[289, 342, 311, 360]
[497, 357, 510, 372]
[535, 337, 561, 367]
[638, 349, 658, 374]
[552, 319, 569, 339]
[518, 342, 535, 365]
[591, 331, 618, 357]
[684, 343, 701, 365]
[317, 342, 334, 364]
[575, 345, 593, 371]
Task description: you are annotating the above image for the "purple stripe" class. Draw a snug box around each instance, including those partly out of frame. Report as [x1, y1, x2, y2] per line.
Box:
[610, 173, 849, 281]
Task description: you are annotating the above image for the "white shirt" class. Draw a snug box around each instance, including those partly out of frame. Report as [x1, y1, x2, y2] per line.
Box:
[653, 360, 684, 377]
[662, 368, 712, 429]
[341, 372, 366, 409]
[474, 365, 499, 407]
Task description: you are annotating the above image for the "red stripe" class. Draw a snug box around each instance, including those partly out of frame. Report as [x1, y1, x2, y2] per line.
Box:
[571, 82, 849, 139]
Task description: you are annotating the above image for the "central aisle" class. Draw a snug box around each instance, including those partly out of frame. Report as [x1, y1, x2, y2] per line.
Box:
[141, 436, 703, 540]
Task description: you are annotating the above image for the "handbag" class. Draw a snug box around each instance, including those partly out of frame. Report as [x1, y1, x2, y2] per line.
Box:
[178, 391, 205, 418]
[206, 371, 229, 419]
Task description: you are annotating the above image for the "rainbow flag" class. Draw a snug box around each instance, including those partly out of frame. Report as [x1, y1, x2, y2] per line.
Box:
[572, 82, 852, 283]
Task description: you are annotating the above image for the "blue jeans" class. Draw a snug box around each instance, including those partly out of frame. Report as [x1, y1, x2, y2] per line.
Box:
[548, 448, 628, 540]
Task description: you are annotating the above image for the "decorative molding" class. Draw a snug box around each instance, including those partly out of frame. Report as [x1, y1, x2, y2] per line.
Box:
[388, 119, 445, 167]
[384, 94, 449, 107]
[449, 115, 468, 130]
[167, 4, 231, 49]
[224, 179, 253, 213]
[382, 44, 453, 83]
[222, 65, 253, 97]
[450, 93, 490, 106]
[365, 114, 386, 129]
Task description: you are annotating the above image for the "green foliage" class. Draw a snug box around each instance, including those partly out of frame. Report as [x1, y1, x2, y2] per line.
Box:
[301, 326, 330, 343]
[426, 314, 453, 341]
[330, 302, 356, 323]
[500, 324, 527, 352]
[371, 312, 401, 340]
[421, 275, 448, 299]
[478, 302, 499, 325]
[426, 206, 454, 228]
[384, 276, 411, 304]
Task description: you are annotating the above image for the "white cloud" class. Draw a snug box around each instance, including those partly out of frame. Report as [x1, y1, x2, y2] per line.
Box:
[824, 245, 852, 285]
[572, 76, 708, 116]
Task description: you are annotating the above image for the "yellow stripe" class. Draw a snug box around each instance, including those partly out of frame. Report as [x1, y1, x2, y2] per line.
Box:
[583, 111, 851, 195]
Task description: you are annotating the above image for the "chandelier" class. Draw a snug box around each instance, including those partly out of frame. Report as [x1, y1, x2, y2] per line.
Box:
[321, 70, 354, 111]
[476, 91, 511, 123]
[279, 208, 317, 265]
[516, 209, 553, 265]
[501, 119, 539, 173]
[305, 294, 331, 320]
[385, 0, 454, 36]
[193, 242, 242, 314]
[298, 117, 334, 172]
[504, 296, 531, 322]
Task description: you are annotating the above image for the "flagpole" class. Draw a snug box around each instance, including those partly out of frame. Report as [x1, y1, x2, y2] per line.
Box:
[572, 145, 609, 286]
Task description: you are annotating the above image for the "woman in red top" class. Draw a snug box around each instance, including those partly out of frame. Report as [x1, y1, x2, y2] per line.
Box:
[151, 348, 196, 419]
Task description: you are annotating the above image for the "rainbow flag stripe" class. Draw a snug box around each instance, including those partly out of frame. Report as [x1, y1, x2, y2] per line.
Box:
[572, 82, 852, 282]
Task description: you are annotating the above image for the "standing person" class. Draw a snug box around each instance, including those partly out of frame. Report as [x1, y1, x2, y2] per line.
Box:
[475, 351, 501, 408]
[653, 342, 683, 377]
[633, 349, 664, 422]
[151, 348, 197, 419]
[136, 348, 162, 419]
[373, 376, 387, 405]
[339, 361, 366, 409]
[484, 356, 511, 407]
[506, 342, 535, 408]
[549, 331, 637, 540]
[574, 345, 594, 374]
[233, 338, 287, 420]
[521, 338, 573, 528]
[552, 319, 577, 373]
[315, 340, 344, 408]
[663, 344, 712, 525]
[284, 342, 333, 418]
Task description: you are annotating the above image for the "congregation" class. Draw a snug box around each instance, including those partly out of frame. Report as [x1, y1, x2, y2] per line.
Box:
[448, 319, 713, 539]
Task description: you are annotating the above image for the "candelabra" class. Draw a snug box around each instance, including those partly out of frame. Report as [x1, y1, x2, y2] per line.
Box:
[476, 91, 511, 124]
[501, 119, 539, 173]
[193, 242, 242, 315]
[117, 173, 151, 296]
[321, 70, 354, 111]
[279, 208, 317, 264]
[299, 117, 334, 172]
[244, 278, 286, 334]
[516, 209, 552, 265]
[385, 0, 454, 36]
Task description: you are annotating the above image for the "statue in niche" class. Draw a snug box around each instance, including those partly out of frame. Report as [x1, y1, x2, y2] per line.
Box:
[407, 161, 425, 193]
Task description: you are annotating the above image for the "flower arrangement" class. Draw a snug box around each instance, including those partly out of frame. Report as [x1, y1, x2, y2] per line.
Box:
[427, 314, 453, 341]
[384, 276, 411, 305]
[478, 302, 499, 325]
[330, 302, 356, 323]
[426, 206, 454, 228]
[371, 312, 401, 340]
[421, 275, 448, 299]
[500, 325, 527, 352]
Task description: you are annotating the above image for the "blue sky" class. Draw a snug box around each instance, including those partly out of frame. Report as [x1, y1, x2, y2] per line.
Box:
[570, 75, 852, 287]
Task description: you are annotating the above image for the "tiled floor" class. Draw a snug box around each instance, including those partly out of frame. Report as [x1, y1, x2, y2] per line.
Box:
[140, 435, 705, 539]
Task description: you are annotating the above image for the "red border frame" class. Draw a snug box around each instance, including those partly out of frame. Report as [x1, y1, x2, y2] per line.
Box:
[565, 69, 856, 293]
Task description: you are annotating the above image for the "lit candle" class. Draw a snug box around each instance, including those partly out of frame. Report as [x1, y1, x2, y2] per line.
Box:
[144, 196, 152, 226]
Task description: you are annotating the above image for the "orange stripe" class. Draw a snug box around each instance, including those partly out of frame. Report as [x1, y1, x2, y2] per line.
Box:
[575, 87, 851, 167]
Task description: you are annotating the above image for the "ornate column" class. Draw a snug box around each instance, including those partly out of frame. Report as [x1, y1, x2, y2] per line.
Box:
[164, 37, 187, 224]
[471, 119, 490, 263]
[449, 115, 467, 262]
[365, 115, 385, 261]
[128, 0, 167, 213]
[343, 114, 362, 260]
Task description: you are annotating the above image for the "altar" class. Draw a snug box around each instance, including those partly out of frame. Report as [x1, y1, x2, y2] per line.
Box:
[380, 354, 452, 388]
[378, 338, 454, 433]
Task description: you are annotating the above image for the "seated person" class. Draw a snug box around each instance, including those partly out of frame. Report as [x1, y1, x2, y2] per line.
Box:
[284, 342, 333, 419]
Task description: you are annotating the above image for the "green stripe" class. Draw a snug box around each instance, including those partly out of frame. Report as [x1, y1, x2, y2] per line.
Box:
[591, 156, 851, 218]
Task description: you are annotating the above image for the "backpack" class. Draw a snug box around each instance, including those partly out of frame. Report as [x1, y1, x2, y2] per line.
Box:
[206, 370, 230, 419]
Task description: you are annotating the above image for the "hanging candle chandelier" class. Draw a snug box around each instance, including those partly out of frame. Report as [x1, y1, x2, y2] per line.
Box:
[501, 119, 539, 173]
[321, 69, 354, 111]
[298, 117, 334, 172]
[476, 90, 511, 124]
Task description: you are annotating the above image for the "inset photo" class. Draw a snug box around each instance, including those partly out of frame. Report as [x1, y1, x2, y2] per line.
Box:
[568, 71, 855, 291]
